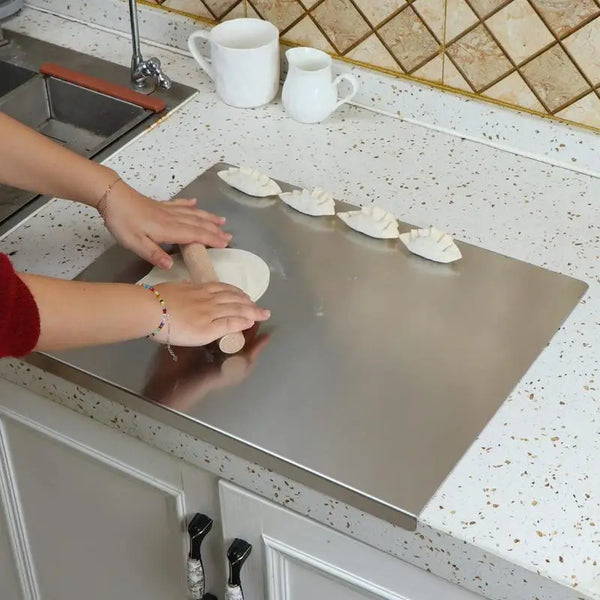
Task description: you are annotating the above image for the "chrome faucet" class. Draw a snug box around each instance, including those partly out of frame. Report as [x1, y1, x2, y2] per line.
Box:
[128, 0, 171, 91]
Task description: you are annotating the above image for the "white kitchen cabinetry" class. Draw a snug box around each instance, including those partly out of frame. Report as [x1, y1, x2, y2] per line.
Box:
[0, 380, 225, 600]
[220, 481, 486, 600]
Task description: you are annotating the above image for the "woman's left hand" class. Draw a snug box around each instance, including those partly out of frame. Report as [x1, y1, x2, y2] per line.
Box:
[100, 181, 231, 269]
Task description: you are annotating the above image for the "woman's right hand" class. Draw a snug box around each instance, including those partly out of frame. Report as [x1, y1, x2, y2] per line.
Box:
[150, 281, 270, 347]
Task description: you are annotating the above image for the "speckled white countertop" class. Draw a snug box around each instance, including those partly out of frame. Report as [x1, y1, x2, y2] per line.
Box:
[2, 7, 600, 600]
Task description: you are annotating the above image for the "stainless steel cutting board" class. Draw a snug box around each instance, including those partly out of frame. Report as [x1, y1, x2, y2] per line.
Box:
[35, 163, 588, 530]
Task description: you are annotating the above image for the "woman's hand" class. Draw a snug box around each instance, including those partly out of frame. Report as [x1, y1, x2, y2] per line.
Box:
[21, 274, 270, 353]
[100, 181, 232, 269]
[152, 281, 270, 347]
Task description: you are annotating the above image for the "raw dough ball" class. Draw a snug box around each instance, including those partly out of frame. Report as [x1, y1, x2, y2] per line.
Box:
[138, 248, 270, 301]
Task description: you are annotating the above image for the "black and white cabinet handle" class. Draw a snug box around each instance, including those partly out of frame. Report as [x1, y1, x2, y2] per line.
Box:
[187, 513, 214, 600]
[225, 538, 252, 600]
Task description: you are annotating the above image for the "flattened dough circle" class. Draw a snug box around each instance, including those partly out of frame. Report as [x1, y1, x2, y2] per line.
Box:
[137, 248, 270, 301]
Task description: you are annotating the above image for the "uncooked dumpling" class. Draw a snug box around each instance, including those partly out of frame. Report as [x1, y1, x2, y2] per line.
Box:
[337, 206, 399, 239]
[399, 226, 462, 263]
[217, 166, 282, 197]
[137, 248, 270, 301]
[279, 188, 335, 216]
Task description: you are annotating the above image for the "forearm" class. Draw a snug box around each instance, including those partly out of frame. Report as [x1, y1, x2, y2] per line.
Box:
[18, 273, 160, 351]
[0, 113, 117, 207]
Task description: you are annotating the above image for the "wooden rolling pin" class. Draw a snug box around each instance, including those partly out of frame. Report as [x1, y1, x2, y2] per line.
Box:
[180, 243, 246, 354]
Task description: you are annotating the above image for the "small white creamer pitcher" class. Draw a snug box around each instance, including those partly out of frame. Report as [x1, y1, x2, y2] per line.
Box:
[282, 47, 359, 124]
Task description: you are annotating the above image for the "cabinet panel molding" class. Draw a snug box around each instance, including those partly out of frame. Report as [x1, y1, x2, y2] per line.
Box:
[0, 420, 40, 600]
[264, 536, 405, 600]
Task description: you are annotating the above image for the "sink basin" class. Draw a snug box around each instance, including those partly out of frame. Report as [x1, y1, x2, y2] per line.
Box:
[0, 76, 150, 155]
[0, 30, 196, 235]
[0, 75, 152, 225]
[0, 60, 35, 97]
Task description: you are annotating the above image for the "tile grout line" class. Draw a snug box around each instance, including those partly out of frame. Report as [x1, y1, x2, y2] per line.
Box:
[402, 5, 445, 75]
[197, 0, 218, 21]
[341, 0, 408, 72]
[437, 3, 532, 100]
[279, 9, 312, 40]
[275, 0, 342, 55]
[523, 0, 598, 115]
[475, 13, 553, 111]
[218, 0, 244, 20]
[327, 0, 373, 55]
[305, 7, 344, 56]
[361, 5, 411, 73]
[440, 0, 448, 86]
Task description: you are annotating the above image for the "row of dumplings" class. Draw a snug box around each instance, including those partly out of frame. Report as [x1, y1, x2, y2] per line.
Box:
[217, 166, 462, 264]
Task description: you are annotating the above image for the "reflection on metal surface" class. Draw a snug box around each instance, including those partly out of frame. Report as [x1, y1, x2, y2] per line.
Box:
[143, 326, 270, 413]
[37, 163, 588, 531]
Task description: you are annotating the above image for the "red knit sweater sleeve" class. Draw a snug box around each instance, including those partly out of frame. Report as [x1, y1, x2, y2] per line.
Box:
[0, 253, 41, 358]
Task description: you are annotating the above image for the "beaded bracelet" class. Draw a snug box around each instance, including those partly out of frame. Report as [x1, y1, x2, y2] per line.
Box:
[140, 283, 177, 361]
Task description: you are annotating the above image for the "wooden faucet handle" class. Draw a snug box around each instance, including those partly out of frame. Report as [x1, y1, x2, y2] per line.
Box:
[180, 243, 246, 355]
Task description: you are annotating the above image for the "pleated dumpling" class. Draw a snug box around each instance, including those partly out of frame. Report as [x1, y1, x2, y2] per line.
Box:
[279, 188, 335, 216]
[218, 166, 282, 197]
[337, 206, 399, 239]
[399, 226, 462, 263]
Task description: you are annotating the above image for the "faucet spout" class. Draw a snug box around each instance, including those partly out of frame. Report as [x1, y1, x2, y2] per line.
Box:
[128, 0, 171, 92]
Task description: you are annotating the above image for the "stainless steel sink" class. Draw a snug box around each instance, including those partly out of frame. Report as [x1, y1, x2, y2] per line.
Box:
[0, 76, 150, 154]
[0, 59, 35, 96]
[0, 30, 196, 235]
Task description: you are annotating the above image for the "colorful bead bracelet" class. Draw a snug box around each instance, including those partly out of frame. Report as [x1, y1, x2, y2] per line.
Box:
[139, 283, 177, 361]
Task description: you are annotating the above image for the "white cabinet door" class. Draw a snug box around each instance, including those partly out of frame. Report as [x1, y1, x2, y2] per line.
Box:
[219, 481, 486, 600]
[0, 481, 22, 599]
[0, 379, 224, 600]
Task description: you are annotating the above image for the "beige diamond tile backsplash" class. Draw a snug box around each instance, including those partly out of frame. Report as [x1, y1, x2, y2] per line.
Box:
[145, 0, 600, 131]
[248, 0, 304, 30]
[446, 25, 512, 91]
[378, 7, 440, 72]
[485, 0, 554, 65]
[528, 0, 599, 38]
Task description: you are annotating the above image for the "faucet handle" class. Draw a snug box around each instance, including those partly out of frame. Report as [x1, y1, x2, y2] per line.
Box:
[143, 57, 172, 90]
[156, 70, 172, 90]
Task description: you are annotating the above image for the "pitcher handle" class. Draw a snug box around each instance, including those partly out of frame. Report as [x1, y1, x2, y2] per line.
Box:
[333, 73, 359, 109]
[188, 30, 214, 80]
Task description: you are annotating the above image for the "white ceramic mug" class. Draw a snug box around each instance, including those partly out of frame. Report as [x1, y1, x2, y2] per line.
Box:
[187, 19, 280, 109]
[282, 47, 359, 124]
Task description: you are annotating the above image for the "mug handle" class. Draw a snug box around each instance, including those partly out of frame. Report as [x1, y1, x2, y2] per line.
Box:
[333, 73, 359, 109]
[187, 30, 214, 80]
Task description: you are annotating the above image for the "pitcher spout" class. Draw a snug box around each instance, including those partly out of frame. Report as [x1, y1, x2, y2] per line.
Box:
[285, 47, 331, 73]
